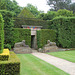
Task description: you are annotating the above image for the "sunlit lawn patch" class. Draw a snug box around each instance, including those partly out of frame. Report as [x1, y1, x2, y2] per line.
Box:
[47, 50, 75, 63]
[17, 54, 69, 75]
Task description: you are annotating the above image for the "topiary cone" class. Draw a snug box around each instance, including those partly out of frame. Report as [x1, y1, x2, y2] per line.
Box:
[0, 13, 4, 53]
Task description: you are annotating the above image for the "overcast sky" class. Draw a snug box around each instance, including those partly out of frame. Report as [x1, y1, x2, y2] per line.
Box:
[15, 0, 75, 13]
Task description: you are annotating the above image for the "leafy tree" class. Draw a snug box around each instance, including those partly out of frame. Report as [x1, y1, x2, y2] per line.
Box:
[6, 0, 23, 16]
[69, 3, 75, 13]
[0, 0, 6, 9]
[47, 0, 71, 11]
[0, 0, 22, 16]
[57, 9, 73, 17]
[26, 3, 40, 17]
[37, 11, 57, 20]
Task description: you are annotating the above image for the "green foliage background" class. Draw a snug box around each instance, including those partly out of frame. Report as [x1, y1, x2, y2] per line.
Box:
[0, 13, 4, 53]
[48, 16, 75, 48]
[13, 28, 31, 47]
[37, 29, 56, 48]
[0, 10, 14, 47]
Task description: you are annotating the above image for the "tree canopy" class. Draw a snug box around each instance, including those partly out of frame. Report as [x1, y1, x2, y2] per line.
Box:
[26, 3, 40, 17]
[0, 0, 23, 16]
[47, 0, 71, 11]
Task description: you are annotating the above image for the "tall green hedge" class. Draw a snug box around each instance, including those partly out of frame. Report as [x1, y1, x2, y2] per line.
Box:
[0, 10, 14, 47]
[48, 17, 75, 48]
[13, 28, 31, 47]
[0, 13, 4, 53]
[37, 29, 56, 48]
[14, 18, 48, 29]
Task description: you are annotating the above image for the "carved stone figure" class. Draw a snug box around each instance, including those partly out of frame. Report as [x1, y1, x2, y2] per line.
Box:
[47, 40, 56, 46]
[43, 40, 58, 52]
[14, 40, 29, 48]
[14, 40, 32, 54]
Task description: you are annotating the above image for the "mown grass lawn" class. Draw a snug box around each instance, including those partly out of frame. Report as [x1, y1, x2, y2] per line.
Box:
[17, 54, 69, 75]
[47, 50, 75, 63]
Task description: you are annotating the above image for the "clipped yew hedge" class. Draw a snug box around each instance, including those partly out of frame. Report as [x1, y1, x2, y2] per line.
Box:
[48, 17, 75, 48]
[0, 10, 14, 47]
[14, 18, 48, 29]
[13, 28, 31, 47]
[0, 13, 4, 53]
[0, 52, 20, 75]
[37, 29, 56, 48]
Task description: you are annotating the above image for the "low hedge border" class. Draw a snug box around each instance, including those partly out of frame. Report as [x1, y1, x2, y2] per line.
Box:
[0, 49, 10, 61]
[0, 51, 20, 75]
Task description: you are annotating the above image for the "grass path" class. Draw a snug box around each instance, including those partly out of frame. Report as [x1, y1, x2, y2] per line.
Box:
[47, 50, 75, 63]
[17, 54, 69, 75]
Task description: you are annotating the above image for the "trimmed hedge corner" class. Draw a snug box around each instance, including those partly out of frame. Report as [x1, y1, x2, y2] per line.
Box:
[0, 49, 10, 61]
[0, 51, 20, 75]
[37, 29, 56, 48]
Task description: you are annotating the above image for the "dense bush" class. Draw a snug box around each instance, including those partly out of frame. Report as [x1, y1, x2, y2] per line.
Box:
[0, 10, 14, 47]
[14, 18, 48, 29]
[13, 28, 31, 47]
[48, 16, 75, 48]
[37, 29, 56, 48]
[57, 9, 73, 17]
[0, 13, 4, 53]
[0, 52, 20, 75]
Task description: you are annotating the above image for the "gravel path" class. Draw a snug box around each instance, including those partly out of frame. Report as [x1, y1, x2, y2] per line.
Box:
[32, 53, 75, 75]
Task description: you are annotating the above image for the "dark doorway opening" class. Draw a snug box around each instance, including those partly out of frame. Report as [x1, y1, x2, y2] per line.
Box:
[31, 35, 35, 48]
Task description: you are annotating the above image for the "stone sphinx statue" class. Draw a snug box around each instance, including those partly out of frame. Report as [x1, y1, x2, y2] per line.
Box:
[43, 40, 58, 52]
[14, 40, 29, 48]
[46, 40, 56, 46]
[14, 40, 32, 54]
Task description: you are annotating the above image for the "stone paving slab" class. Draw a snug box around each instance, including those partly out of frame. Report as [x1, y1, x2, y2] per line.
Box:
[32, 53, 75, 75]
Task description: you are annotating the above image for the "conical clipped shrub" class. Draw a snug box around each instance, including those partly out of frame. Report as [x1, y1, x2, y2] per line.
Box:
[0, 13, 4, 53]
[18, 7, 35, 18]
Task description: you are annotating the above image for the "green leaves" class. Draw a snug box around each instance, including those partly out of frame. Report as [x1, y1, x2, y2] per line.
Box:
[0, 13, 4, 53]
[37, 29, 56, 48]
[13, 28, 31, 47]
[0, 10, 14, 47]
[49, 17, 75, 48]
